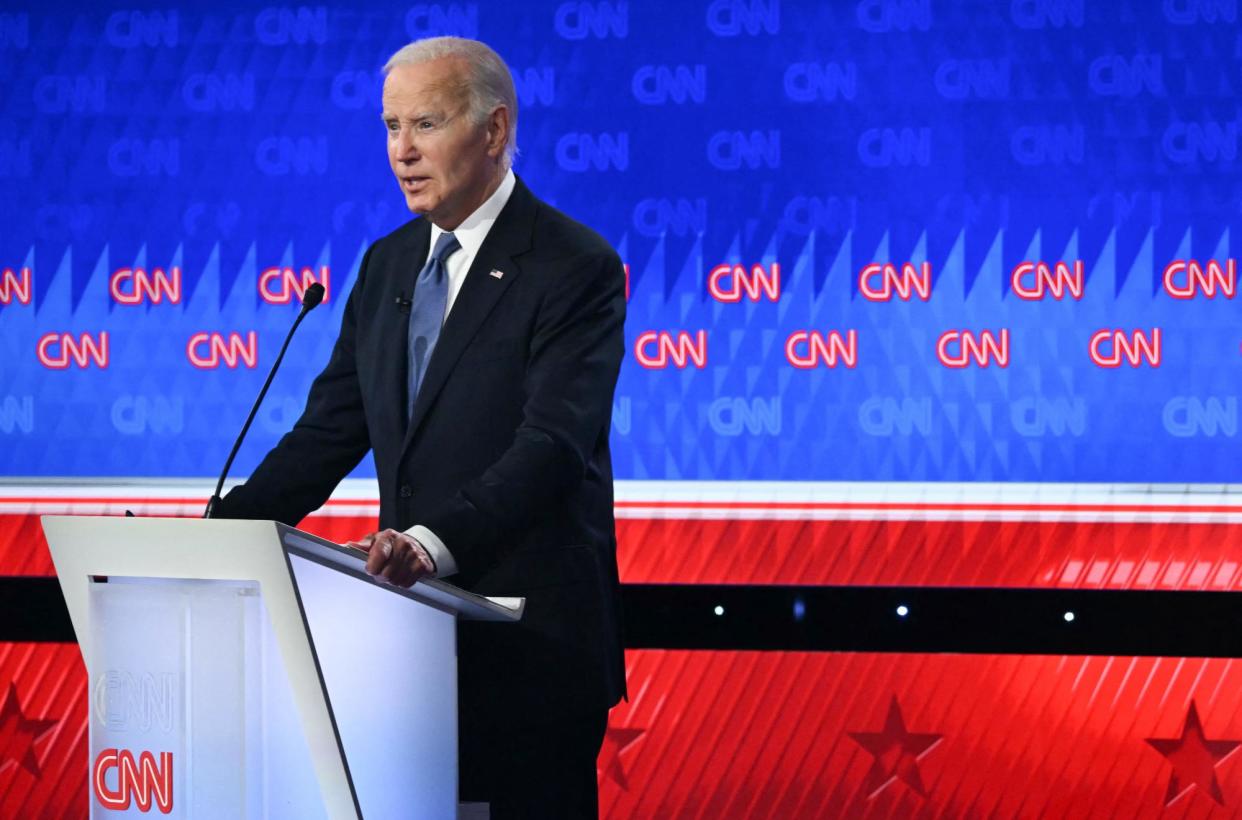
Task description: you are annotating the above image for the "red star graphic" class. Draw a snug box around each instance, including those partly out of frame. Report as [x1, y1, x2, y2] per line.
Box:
[0, 682, 60, 778]
[847, 695, 942, 798]
[1146, 701, 1241, 806]
[598, 725, 645, 791]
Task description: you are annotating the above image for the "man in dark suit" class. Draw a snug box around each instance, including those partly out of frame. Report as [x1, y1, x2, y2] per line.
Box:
[216, 36, 626, 818]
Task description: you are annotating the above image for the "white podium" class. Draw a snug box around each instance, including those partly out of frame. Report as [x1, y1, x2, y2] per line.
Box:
[42, 516, 523, 819]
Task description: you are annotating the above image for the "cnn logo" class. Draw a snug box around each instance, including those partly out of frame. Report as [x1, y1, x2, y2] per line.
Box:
[93, 748, 173, 814]
[859, 262, 931, 301]
[187, 332, 258, 369]
[1163, 259, 1235, 299]
[110, 267, 180, 305]
[259, 265, 329, 304]
[37, 332, 108, 369]
[1011, 260, 1083, 300]
[1089, 329, 1161, 368]
[708, 263, 780, 302]
[936, 330, 1009, 368]
[633, 331, 707, 369]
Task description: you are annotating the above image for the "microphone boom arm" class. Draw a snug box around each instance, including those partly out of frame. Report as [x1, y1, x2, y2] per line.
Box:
[203, 283, 325, 518]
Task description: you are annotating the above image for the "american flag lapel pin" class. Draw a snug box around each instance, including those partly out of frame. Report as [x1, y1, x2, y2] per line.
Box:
[489, 269, 505, 280]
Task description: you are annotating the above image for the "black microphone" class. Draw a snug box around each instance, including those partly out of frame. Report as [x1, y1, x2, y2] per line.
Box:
[395, 292, 412, 313]
[203, 283, 326, 518]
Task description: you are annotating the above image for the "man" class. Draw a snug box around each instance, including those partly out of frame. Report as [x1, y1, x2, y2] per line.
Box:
[216, 36, 626, 818]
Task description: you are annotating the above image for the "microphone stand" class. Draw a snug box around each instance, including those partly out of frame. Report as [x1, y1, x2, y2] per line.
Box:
[203, 283, 325, 518]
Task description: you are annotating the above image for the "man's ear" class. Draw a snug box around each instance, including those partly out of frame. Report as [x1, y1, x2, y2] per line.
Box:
[486, 105, 510, 159]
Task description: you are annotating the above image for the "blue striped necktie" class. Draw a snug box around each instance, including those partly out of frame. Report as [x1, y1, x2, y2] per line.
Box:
[407, 231, 461, 419]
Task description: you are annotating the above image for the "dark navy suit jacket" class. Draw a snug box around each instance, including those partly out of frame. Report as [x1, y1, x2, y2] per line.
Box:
[218, 177, 627, 726]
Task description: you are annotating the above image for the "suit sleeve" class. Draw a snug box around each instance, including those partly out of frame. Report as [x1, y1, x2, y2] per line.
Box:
[419, 250, 626, 576]
[213, 247, 375, 525]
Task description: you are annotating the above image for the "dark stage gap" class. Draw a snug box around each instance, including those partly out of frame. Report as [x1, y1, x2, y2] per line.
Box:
[5, 578, 1242, 657]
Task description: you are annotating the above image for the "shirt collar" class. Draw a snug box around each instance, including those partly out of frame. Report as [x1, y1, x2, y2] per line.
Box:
[428, 169, 516, 261]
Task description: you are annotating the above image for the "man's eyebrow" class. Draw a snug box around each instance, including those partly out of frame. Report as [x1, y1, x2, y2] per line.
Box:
[380, 110, 442, 122]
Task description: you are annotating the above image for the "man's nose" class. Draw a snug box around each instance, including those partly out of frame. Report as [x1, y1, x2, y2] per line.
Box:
[394, 128, 419, 162]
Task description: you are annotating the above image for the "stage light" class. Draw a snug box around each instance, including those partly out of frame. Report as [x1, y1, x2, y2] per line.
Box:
[1064, 611, 1075, 622]
[896, 605, 909, 617]
[792, 598, 806, 621]
[714, 605, 725, 616]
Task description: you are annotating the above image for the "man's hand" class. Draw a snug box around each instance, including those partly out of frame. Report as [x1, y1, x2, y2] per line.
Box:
[346, 529, 436, 588]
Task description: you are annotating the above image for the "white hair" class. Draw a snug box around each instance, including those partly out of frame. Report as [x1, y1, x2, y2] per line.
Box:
[383, 37, 518, 167]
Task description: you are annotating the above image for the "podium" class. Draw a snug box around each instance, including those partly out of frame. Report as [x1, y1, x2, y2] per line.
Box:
[41, 516, 523, 819]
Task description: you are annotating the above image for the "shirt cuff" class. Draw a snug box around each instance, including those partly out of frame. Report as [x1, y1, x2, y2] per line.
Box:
[406, 524, 458, 578]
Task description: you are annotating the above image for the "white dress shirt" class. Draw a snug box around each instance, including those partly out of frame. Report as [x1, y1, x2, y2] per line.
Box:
[404, 169, 516, 577]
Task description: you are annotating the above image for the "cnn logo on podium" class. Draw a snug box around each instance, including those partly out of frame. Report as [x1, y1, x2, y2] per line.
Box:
[92, 748, 173, 814]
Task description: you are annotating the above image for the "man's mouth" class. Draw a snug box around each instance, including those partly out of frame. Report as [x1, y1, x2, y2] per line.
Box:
[402, 176, 430, 191]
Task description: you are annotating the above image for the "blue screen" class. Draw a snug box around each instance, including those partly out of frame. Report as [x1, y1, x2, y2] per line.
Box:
[1, 0, 1239, 482]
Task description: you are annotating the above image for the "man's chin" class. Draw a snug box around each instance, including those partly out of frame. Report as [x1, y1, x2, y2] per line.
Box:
[401, 190, 437, 215]
[406, 200, 455, 228]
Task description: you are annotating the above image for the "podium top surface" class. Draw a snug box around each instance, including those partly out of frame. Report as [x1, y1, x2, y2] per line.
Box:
[276, 524, 524, 622]
[40, 515, 523, 623]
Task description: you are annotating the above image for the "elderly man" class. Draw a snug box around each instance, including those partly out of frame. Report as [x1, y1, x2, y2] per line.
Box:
[217, 36, 626, 817]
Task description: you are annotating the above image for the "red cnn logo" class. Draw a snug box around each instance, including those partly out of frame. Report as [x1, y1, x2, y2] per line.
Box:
[1089, 329, 1161, 368]
[110, 267, 181, 305]
[93, 748, 173, 814]
[785, 330, 857, 368]
[259, 266, 330, 304]
[187, 332, 258, 369]
[0, 267, 32, 305]
[37, 332, 109, 369]
[634, 331, 707, 369]
[708, 263, 781, 302]
[1163, 259, 1235, 299]
[936, 330, 1010, 368]
[859, 262, 931, 301]
[1011, 260, 1084, 300]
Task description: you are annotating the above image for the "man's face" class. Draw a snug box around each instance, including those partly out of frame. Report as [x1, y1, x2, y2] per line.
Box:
[382, 57, 500, 229]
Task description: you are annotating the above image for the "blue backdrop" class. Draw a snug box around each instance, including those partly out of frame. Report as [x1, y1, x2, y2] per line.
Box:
[1, 0, 1239, 482]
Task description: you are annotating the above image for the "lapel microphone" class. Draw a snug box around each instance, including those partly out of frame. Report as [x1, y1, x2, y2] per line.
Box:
[203, 283, 326, 518]
[395, 292, 412, 313]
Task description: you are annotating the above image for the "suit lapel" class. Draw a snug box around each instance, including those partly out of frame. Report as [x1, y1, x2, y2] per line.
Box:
[403, 178, 536, 448]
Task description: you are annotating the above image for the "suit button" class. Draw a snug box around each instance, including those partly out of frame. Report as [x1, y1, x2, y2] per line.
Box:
[399, 485, 412, 498]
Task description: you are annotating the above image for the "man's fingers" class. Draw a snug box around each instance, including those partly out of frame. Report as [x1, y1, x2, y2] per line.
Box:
[364, 532, 395, 575]
[364, 548, 385, 575]
[357, 530, 428, 587]
[381, 560, 406, 586]
[344, 531, 377, 553]
[387, 538, 431, 587]
[381, 541, 413, 586]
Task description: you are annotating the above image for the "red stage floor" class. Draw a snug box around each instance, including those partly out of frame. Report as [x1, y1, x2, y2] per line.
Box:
[3, 485, 1241, 817]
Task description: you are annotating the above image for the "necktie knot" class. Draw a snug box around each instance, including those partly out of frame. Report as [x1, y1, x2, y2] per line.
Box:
[430, 231, 461, 265]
